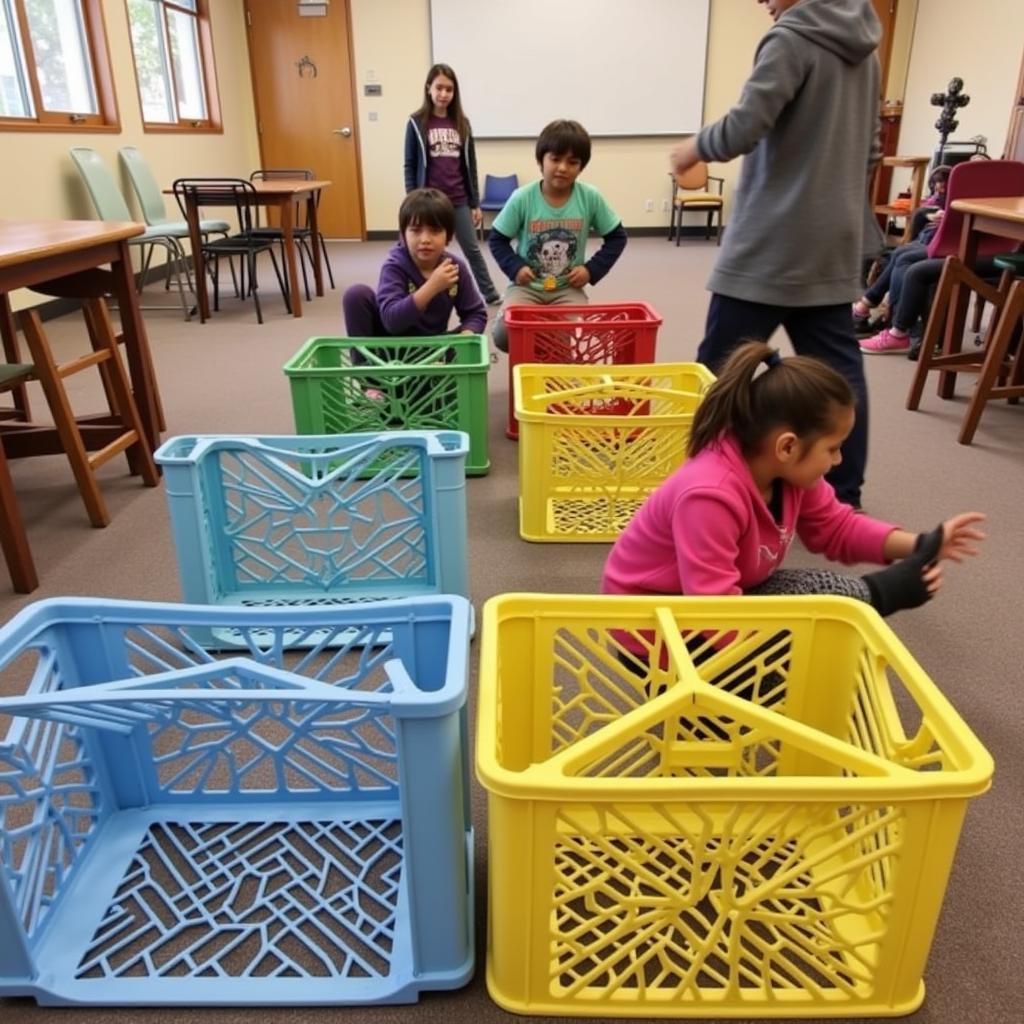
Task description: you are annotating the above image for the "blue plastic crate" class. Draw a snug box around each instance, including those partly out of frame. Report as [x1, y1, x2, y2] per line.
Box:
[154, 432, 469, 614]
[0, 597, 473, 1006]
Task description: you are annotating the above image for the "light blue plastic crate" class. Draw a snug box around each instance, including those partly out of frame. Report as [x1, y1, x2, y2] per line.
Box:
[0, 596, 473, 1006]
[154, 432, 469, 615]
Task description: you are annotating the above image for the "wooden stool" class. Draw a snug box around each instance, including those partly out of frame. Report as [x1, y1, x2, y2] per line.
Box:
[907, 254, 1024, 444]
[1, 298, 160, 527]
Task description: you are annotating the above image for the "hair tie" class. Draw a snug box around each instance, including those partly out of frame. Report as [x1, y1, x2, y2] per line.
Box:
[765, 350, 782, 368]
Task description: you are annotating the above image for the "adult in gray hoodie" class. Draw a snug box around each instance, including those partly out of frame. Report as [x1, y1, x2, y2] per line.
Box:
[672, 0, 883, 509]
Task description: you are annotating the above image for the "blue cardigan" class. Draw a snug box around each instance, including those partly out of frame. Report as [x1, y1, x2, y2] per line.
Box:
[403, 116, 482, 208]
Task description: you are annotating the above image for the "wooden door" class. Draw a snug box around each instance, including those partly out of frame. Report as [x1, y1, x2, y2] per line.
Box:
[245, 0, 364, 239]
[1004, 45, 1024, 161]
[870, 0, 897, 96]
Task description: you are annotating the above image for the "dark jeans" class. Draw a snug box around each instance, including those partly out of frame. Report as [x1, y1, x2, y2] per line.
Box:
[865, 243, 929, 309]
[893, 257, 999, 333]
[698, 295, 868, 507]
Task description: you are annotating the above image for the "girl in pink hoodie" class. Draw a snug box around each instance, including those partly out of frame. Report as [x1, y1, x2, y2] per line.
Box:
[602, 342, 984, 620]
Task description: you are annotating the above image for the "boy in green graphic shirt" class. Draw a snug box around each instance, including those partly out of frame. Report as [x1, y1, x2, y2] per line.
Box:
[489, 119, 628, 351]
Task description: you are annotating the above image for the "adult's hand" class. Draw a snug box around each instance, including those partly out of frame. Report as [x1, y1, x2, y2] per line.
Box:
[670, 137, 701, 175]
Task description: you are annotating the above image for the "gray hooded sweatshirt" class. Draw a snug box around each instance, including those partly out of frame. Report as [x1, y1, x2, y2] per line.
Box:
[697, 0, 883, 307]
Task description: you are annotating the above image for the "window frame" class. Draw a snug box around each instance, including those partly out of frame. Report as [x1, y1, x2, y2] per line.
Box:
[0, 0, 120, 133]
[124, 0, 221, 134]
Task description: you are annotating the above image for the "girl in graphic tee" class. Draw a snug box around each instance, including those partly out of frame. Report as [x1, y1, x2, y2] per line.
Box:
[404, 64, 500, 304]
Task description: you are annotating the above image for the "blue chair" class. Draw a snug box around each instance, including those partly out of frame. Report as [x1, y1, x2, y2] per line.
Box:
[478, 173, 518, 239]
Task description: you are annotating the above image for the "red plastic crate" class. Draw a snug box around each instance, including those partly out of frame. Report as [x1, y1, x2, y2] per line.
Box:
[504, 302, 662, 438]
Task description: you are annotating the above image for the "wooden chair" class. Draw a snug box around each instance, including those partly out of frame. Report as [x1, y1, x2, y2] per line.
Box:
[907, 253, 1024, 444]
[0, 298, 160, 528]
[668, 164, 724, 245]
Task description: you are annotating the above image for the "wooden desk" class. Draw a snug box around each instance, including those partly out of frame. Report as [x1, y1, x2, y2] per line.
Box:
[936, 196, 1024, 399]
[173, 179, 331, 321]
[0, 219, 163, 453]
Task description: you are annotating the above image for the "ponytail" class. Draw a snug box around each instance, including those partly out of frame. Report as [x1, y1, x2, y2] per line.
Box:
[688, 341, 854, 459]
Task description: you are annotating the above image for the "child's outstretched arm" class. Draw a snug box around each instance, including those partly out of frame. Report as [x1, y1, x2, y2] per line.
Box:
[881, 512, 986, 563]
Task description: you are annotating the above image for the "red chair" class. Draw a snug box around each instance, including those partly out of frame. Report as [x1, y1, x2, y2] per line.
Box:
[907, 160, 1024, 436]
[922, 159, 1024, 261]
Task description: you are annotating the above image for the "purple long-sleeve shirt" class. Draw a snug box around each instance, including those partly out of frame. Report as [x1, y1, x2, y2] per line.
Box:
[376, 243, 486, 336]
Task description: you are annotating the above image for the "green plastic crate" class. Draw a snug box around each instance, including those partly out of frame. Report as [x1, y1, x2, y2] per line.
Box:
[285, 335, 491, 475]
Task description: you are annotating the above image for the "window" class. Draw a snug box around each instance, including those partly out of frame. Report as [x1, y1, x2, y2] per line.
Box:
[126, 0, 219, 132]
[0, 0, 118, 130]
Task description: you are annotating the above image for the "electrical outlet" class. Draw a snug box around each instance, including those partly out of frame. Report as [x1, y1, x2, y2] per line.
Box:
[644, 199, 654, 212]
[662, 199, 670, 212]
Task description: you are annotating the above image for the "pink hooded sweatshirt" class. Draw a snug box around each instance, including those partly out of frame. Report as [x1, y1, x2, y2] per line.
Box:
[602, 434, 897, 598]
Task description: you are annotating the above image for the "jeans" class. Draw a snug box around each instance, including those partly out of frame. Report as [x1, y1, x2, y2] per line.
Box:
[698, 294, 869, 507]
[452, 204, 499, 303]
[865, 243, 929, 309]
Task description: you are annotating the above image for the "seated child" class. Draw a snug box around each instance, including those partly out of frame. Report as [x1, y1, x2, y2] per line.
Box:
[488, 119, 627, 352]
[342, 187, 487, 343]
[602, 342, 985, 649]
[854, 165, 952, 340]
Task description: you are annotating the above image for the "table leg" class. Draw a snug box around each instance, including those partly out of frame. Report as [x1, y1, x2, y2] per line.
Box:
[0, 441, 38, 592]
[938, 215, 981, 400]
[309, 192, 325, 297]
[186, 196, 210, 322]
[280, 198, 302, 317]
[109, 240, 164, 454]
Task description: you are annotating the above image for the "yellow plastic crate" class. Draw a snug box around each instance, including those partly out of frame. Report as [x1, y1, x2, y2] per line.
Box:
[513, 362, 714, 542]
[477, 594, 993, 1018]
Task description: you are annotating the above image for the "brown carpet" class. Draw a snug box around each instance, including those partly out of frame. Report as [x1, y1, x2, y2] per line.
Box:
[0, 236, 1020, 1023]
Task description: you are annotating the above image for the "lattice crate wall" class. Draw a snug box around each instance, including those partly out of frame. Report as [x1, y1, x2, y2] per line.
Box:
[504, 303, 662, 440]
[514, 362, 714, 542]
[476, 594, 992, 1018]
[284, 336, 491, 475]
[155, 432, 469, 620]
[0, 596, 473, 1006]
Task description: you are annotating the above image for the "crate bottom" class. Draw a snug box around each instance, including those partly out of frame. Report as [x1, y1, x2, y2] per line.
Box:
[485, 968, 926, 1019]
[14, 804, 472, 1006]
[519, 492, 648, 542]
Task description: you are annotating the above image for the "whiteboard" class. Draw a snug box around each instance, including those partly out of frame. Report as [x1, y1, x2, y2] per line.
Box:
[429, 0, 709, 138]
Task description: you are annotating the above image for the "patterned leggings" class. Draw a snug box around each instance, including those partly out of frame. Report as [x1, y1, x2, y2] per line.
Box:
[747, 568, 871, 603]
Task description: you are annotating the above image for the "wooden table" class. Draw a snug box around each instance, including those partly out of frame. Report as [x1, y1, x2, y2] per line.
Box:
[172, 179, 331, 321]
[0, 219, 162, 452]
[936, 196, 1024, 399]
[0, 219, 164, 592]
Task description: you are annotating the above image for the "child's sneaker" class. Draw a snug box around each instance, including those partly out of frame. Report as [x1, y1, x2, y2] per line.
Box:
[860, 328, 910, 355]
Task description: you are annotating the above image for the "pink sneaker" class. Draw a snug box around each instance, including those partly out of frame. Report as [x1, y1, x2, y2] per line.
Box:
[859, 328, 910, 355]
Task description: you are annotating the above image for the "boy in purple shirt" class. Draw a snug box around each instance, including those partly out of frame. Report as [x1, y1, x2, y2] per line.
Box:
[342, 187, 487, 340]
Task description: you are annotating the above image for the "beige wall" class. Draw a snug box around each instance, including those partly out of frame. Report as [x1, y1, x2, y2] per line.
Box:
[5, 0, 1022, 277]
[3, 0, 259, 310]
[350, 0, 764, 233]
[900, 0, 1024, 163]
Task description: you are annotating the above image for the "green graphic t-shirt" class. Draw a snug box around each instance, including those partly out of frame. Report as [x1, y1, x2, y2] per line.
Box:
[492, 180, 620, 291]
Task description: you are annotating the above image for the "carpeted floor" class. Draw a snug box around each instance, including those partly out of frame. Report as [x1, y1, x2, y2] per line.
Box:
[0, 236, 1020, 1023]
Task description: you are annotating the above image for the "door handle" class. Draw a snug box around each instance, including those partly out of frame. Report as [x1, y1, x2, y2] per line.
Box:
[333, 127, 352, 137]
